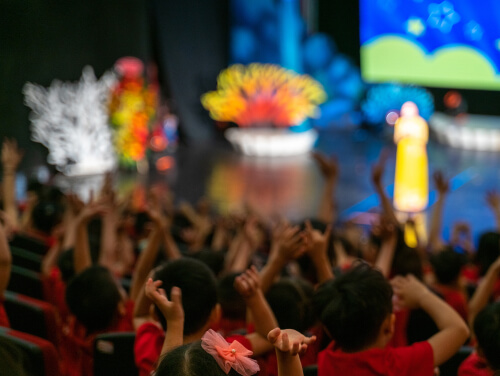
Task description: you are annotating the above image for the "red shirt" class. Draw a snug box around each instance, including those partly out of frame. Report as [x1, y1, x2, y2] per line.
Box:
[0, 298, 10, 328]
[134, 322, 253, 376]
[318, 340, 434, 376]
[433, 284, 468, 321]
[458, 352, 494, 376]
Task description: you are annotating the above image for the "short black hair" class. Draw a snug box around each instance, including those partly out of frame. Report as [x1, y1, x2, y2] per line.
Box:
[266, 277, 315, 332]
[474, 302, 500, 370]
[430, 247, 466, 285]
[312, 263, 393, 352]
[65, 266, 122, 333]
[31, 200, 64, 235]
[153, 258, 218, 335]
[392, 246, 424, 280]
[156, 341, 240, 376]
[189, 248, 225, 277]
[476, 232, 500, 276]
[217, 273, 246, 321]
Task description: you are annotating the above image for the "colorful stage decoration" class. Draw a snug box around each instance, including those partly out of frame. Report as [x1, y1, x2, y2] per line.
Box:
[108, 57, 157, 169]
[201, 63, 326, 156]
[362, 83, 434, 127]
[230, 0, 364, 129]
[393, 101, 429, 213]
[24, 67, 117, 176]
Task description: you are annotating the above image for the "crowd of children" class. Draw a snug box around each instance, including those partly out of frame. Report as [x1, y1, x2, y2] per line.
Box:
[1, 137, 500, 376]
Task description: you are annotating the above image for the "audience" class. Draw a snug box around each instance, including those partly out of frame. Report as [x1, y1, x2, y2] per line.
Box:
[1, 137, 500, 376]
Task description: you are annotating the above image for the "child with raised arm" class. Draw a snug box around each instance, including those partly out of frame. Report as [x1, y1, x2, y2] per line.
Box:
[134, 260, 278, 376]
[313, 263, 469, 376]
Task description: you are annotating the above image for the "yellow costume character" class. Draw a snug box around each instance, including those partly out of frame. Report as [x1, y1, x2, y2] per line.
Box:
[393, 101, 428, 212]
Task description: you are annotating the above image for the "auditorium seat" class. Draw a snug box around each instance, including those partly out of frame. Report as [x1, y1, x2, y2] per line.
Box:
[0, 327, 60, 376]
[7, 265, 44, 300]
[3, 291, 59, 346]
[9, 234, 48, 255]
[11, 246, 43, 272]
[303, 364, 318, 376]
[93, 331, 139, 376]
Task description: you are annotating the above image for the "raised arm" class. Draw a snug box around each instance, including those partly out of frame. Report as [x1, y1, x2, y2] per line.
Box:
[260, 222, 306, 293]
[1, 139, 23, 230]
[312, 152, 338, 225]
[0, 221, 12, 297]
[268, 328, 317, 376]
[374, 217, 398, 278]
[304, 220, 333, 284]
[392, 274, 469, 366]
[428, 171, 449, 252]
[144, 278, 184, 356]
[468, 256, 500, 330]
[371, 151, 398, 225]
[486, 190, 500, 232]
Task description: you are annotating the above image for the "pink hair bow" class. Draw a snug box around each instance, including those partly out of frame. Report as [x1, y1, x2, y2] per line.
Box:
[201, 329, 260, 376]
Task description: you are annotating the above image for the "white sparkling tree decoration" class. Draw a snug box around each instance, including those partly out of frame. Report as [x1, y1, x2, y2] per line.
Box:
[24, 66, 118, 176]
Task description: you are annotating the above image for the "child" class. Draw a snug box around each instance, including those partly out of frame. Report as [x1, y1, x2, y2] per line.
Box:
[313, 263, 469, 375]
[154, 327, 315, 376]
[0, 221, 12, 328]
[134, 259, 278, 376]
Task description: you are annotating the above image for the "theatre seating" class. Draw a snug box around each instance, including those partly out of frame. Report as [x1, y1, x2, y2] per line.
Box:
[0, 327, 60, 376]
[303, 364, 318, 376]
[11, 246, 43, 272]
[3, 291, 59, 346]
[7, 265, 44, 300]
[9, 234, 48, 255]
[93, 331, 139, 376]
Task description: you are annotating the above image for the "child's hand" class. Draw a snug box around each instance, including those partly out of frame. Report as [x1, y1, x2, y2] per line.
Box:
[486, 190, 500, 211]
[1, 138, 23, 172]
[303, 220, 331, 260]
[234, 265, 261, 299]
[391, 274, 430, 310]
[145, 278, 184, 324]
[271, 222, 306, 263]
[371, 150, 389, 188]
[312, 152, 338, 181]
[433, 171, 449, 196]
[267, 328, 316, 356]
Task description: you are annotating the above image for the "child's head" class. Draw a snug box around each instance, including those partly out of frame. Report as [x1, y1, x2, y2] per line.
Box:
[430, 247, 466, 285]
[156, 341, 240, 376]
[474, 302, 500, 371]
[153, 258, 218, 336]
[476, 232, 500, 276]
[31, 200, 64, 235]
[266, 277, 315, 333]
[218, 273, 246, 322]
[156, 329, 259, 376]
[312, 263, 393, 352]
[65, 266, 125, 333]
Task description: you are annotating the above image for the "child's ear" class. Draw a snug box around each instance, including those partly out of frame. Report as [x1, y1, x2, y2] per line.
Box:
[117, 300, 127, 317]
[388, 313, 396, 336]
[208, 303, 222, 326]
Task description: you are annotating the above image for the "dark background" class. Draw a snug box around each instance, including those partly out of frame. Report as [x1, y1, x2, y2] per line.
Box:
[2, 0, 500, 169]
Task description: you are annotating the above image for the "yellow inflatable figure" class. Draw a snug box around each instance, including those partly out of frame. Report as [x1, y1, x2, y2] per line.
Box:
[393, 101, 428, 213]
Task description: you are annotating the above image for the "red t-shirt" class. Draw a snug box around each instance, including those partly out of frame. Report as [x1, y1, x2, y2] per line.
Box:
[0, 298, 10, 328]
[61, 300, 135, 376]
[388, 308, 410, 348]
[433, 284, 468, 322]
[318, 340, 434, 376]
[42, 266, 69, 320]
[134, 322, 253, 376]
[458, 352, 494, 376]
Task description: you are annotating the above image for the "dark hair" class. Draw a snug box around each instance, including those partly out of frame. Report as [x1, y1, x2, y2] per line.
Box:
[476, 232, 500, 276]
[392, 246, 424, 280]
[31, 200, 64, 235]
[218, 273, 246, 321]
[153, 258, 218, 335]
[65, 266, 122, 333]
[474, 302, 500, 370]
[156, 341, 240, 376]
[266, 277, 315, 332]
[312, 263, 393, 352]
[430, 247, 466, 285]
[189, 248, 225, 277]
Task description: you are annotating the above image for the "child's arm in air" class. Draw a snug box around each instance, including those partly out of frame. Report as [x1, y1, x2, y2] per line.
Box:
[428, 171, 449, 252]
[304, 220, 333, 283]
[268, 328, 317, 376]
[468, 256, 500, 331]
[1, 139, 23, 231]
[234, 265, 278, 356]
[0, 222, 12, 297]
[144, 278, 184, 356]
[312, 152, 338, 225]
[391, 274, 469, 366]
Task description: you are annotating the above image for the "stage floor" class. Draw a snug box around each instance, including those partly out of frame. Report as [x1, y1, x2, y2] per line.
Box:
[163, 128, 500, 245]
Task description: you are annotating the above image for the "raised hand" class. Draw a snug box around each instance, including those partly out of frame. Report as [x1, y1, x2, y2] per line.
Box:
[312, 152, 338, 181]
[486, 190, 500, 211]
[433, 171, 449, 196]
[391, 274, 430, 310]
[270, 222, 306, 263]
[303, 220, 332, 259]
[267, 328, 316, 357]
[144, 278, 184, 324]
[371, 150, 389, 188]
[234, 265, 261, 299]
[1, 138, 23, 172]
